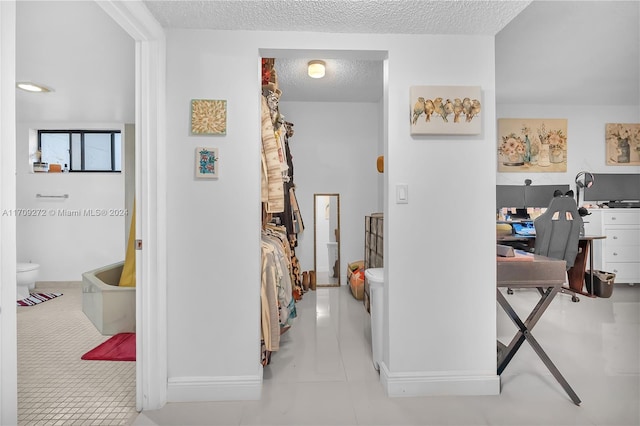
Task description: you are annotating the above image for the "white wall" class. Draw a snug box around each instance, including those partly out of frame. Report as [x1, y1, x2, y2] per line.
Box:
[13, 0, 135, 282]
[279, 100, 382, 283]
[16, 122, 127, 281]
[496, 105, 640, 186]
[164, 29, 498, 400]
[383, 35, 497, 393]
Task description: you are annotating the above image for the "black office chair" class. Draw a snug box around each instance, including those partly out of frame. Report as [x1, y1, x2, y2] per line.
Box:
[533, 195, 583, 301]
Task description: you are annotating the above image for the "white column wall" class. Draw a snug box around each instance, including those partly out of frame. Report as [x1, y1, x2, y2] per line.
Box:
[164, 29, 498, 400]
[383, 35, 498, 394]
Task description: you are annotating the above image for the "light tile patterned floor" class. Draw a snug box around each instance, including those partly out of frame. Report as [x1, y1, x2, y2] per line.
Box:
[132, 285, 640, 426]
[17, 282, 137, 426]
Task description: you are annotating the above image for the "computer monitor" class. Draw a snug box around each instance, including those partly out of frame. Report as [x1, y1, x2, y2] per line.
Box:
[524, 184, 570, 208]
[583, 173, 640, 202]
[496, 185, 525, 209]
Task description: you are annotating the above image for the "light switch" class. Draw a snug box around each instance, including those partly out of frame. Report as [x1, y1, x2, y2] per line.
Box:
[396, 184, 408, 204]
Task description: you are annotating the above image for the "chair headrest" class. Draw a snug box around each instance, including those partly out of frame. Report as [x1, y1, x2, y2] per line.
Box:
[546, 195, 578, 213]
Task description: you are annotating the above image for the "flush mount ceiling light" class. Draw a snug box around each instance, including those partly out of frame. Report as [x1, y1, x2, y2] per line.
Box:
[307, 60, 326, 79]
[16, 81, 53, 93]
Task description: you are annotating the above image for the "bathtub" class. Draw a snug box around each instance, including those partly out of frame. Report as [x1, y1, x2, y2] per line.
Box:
[82, 261, 135, 335]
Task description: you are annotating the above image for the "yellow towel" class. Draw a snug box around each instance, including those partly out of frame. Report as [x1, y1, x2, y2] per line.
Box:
[119, 202, 136, 287]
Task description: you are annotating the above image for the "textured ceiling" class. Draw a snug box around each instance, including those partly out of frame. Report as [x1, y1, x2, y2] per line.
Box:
[144, 1, 530, 35]
[143, 1, 639, 106]
[144, 0, 530, 102]
[274, 57, 384, 103]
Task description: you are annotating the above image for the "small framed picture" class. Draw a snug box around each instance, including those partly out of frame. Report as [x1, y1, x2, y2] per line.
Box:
[191, 99, 227, 135]
[195, 147, 219, 179]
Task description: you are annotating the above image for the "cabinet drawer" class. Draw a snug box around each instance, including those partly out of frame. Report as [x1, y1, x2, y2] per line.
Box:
[605, 245, 640, 262]
[605, 228, 640, 246]
[604, 210, 640, 226]
[604, 262, 640, 284]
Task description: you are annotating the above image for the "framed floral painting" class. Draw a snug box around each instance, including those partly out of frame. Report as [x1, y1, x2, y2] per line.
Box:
[195, 147, 219, 179]
[606, 123, 640, 165]
[410, 86, 482, 135]
[497, 118, 568, 172]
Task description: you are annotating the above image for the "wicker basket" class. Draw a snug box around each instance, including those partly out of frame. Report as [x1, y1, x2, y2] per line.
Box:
[348, 260, 365, 300]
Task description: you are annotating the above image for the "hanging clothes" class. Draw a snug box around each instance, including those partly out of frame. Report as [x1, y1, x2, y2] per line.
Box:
[260, 58, 306, 366]
[261, 95, 285, 213]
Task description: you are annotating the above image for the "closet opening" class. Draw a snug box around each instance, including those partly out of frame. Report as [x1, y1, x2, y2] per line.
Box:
[258, 49, 386, 368]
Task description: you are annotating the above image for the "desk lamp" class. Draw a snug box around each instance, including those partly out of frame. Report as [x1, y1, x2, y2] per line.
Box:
[575, 171, 594, 214]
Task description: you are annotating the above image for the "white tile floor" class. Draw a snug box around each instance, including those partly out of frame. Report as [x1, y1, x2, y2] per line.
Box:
[132, 284, 640, 426]
[17, 282, 137, 426]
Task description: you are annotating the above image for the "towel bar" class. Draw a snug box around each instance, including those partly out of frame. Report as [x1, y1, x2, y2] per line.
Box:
[36, 193, 69, 199]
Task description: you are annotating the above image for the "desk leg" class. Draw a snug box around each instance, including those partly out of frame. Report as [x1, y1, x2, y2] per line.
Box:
[497, 288, 581, 406]
[497, 288, 556, 374]
[521, 328, 582, 406]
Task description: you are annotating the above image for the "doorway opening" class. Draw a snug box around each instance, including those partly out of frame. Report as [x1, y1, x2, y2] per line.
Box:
[258, 48, 386, 369]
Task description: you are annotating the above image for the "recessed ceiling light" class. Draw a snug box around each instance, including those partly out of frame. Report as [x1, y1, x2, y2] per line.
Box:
[16, 82, 53, 93]
[307, 60, 326, 79]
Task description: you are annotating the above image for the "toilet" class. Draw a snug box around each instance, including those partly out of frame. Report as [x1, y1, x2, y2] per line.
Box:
[17, 262, 40, 301]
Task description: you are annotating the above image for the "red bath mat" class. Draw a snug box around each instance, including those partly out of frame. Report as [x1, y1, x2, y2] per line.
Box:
[81, 332, 136, 361]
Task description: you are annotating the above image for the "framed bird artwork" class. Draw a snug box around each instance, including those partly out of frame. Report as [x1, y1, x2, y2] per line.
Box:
[410, 86, 482, 135]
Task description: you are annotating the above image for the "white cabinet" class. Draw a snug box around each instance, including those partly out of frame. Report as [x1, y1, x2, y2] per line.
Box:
[586, 209, 640, 284]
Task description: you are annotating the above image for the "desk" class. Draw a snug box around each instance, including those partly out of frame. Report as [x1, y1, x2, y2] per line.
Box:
[497, 254, 581, 405]
[497, 232, 606, 301]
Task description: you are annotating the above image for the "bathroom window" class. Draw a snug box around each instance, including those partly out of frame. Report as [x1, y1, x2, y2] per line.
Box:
[38, 130, 122, 172]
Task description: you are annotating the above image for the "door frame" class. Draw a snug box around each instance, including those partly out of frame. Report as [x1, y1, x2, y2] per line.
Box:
[0, 2, 18, 424]
[97, 0, 168, 411]
[0, 2, 168, 422]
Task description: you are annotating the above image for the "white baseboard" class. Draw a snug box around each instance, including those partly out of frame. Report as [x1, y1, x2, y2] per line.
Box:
[167, 372, 263, 402]
[379, 362, 500, 397]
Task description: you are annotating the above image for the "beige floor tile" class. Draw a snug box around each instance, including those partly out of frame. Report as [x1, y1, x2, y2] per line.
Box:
[17, 282, 137, 426]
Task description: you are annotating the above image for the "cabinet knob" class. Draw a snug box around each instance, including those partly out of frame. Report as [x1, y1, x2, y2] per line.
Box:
[611, 217, 616, 220]
[613, 236, 618, 239]
[613, 252, 618, 256]
[613, 269, 618, 273]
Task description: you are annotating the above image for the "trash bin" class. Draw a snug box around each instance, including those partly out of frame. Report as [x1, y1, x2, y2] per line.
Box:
[365, 268, 384, 371]
[585, 270, 616, 298]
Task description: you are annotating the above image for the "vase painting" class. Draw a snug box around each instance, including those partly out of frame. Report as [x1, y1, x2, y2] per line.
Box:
[606, 123, 640, 165]
[550, 148, 564, 163]
[498, 118, 567, 172]
[538, 143, 551, 167]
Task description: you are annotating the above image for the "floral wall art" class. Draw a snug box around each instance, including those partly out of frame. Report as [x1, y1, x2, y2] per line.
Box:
[606, 123, 640, 166]
[497, 118, 568, 172]
[195, 147, 219, 178]
[410, 86, 482, 135]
